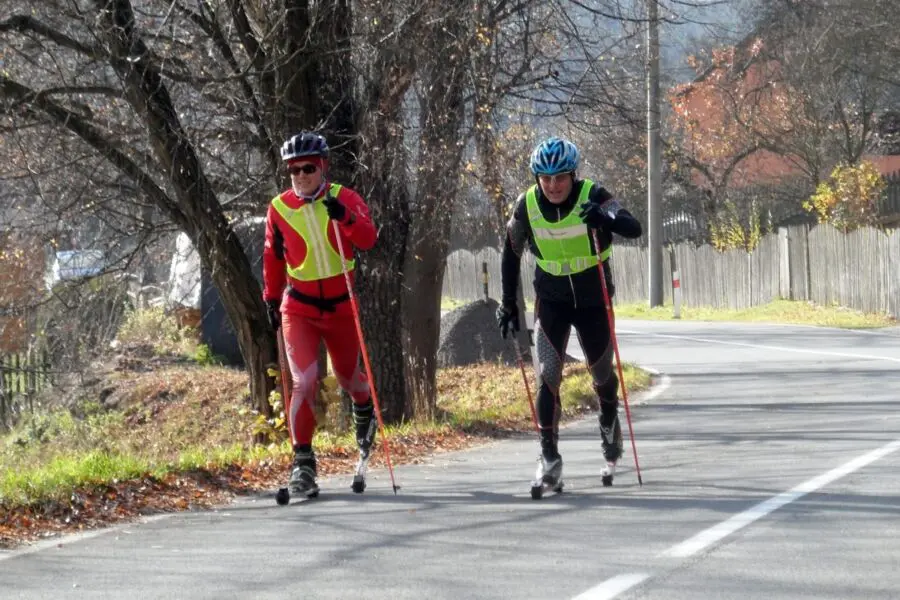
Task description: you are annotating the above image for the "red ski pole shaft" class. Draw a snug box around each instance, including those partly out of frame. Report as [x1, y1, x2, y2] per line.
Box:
[592, 230, 643, 485]
[331, 220, 400, 494]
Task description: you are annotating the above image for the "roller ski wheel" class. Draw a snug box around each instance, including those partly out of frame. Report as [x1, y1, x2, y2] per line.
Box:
[530, 479, 564, 500]
[274, 485, 319, 506]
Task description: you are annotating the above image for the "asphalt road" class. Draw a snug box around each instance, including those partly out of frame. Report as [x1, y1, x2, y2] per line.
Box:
[2, 320, 899, 599]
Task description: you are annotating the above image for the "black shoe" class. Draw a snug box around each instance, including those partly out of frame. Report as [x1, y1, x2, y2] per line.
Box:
[599, 412, 623, 463]
[534, 454, 563, 486]
[289, 450, 318, 495]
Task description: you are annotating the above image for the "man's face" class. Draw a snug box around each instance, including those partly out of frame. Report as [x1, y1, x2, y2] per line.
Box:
[538, 172, 573, 204]
[289, 160, 324, 196]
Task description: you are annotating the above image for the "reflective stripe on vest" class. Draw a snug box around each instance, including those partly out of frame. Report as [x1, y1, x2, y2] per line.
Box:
[271, 183, 355, 281]
[525, 179, 612, 276]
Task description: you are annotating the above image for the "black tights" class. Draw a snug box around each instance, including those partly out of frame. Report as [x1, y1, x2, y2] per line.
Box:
[534, 299, 618, 452]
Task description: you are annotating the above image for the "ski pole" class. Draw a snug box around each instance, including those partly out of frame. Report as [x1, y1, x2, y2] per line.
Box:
[591, 230, 643, 486]
[331, 219, 400, 494]
[276, 327, 295, 444]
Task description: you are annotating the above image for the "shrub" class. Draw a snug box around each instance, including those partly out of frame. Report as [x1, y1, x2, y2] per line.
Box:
[117, 306, 198, 357]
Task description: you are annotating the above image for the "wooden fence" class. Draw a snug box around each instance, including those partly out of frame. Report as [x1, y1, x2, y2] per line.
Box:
[0, 349, 50, 429]
[444, 224, 900, 319]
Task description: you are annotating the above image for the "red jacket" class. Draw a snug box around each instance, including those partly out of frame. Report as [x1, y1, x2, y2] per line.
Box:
[263, 183, 377, 318]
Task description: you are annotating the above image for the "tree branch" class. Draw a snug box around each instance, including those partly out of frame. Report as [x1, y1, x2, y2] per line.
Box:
[226, 0, 269, 74]
[0, 74, 188, 229]
[0, 15, 106, 58]
[172, 2, 276, 161]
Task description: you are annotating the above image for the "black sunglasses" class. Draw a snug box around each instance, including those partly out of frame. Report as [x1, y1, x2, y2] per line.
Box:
[288, 164, 319, 175]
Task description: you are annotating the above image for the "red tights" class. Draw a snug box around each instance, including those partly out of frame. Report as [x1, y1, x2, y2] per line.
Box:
[281, 312, 370, 447]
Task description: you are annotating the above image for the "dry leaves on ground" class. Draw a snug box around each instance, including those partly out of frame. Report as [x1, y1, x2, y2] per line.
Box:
[0, 428, 490, 549]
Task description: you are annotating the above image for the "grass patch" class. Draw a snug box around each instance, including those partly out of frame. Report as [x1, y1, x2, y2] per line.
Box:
[442, 296, 896, 330]
[440, 297, 470, 311]
[441, 297, 536, 312]
[1, 360, 653, 518]
[1, 366, 258, 506]
[437, 361, 651, 431]
[613, 298, 897, 329]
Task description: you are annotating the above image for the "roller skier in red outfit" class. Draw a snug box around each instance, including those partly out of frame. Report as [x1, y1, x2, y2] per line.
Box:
[263, 132, 378, 497]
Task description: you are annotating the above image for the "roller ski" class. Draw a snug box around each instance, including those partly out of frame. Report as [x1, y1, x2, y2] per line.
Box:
[275, 450, 319, 505]
[599, 411, 624, 487]
[530, 453, 564, 500]
[351, 401, 377, 494]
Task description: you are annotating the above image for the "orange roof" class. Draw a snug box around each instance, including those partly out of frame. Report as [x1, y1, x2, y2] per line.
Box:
[675, 56, 900, 188]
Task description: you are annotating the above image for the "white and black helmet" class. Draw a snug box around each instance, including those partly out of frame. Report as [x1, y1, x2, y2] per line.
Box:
[281, 132, 329, 161]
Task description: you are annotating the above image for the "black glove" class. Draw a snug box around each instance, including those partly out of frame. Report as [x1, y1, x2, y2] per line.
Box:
[496, 302, 520, 339]
[323, 195, 347, 222]
[578, 201, 615, 231]
[265, 299, 281, 331]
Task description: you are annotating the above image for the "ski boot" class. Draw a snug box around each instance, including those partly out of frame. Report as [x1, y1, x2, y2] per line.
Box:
[351, 401, 377, 494]
[288, 449, 320, 497]
[599, 410, 624, 487]
[276, 450, 319, 505]
[530, 451, 564, 500]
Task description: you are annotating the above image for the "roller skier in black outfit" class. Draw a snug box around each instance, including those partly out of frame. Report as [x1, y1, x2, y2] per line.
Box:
[496, 137, 643, 497]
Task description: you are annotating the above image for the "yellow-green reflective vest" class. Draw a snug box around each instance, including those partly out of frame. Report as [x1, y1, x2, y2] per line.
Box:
[271, 184, 355, 281]
[525, 179, 612, 277]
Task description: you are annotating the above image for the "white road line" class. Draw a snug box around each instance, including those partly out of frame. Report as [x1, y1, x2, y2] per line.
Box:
[571, 573, 651, 600]
[569, 440, 900, 599]
[618, 329, 900, 364]
[661, 438, 900, 559]
[634, 366, 670, 402]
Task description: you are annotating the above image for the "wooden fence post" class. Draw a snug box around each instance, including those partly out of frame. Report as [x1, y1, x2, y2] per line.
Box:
[670, 247, 681, 318]
[779, 227, 790, 299]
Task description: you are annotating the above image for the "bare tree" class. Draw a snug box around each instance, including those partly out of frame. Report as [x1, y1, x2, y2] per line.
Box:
[0, 0, 419, 420]
[401, 2, 474, 419]
[669, 0, 900, 228]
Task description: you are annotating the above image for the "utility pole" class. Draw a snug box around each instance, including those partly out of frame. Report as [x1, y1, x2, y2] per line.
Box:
[647, 0, 664, 307]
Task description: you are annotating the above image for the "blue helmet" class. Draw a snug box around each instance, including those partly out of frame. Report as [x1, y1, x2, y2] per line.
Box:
[281, 132, 329, 161]
[530, 137, 579, 176]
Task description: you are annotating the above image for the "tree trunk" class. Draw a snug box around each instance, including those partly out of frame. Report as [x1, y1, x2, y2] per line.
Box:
[403, 236, 447, 420]
[355, 105, 410, 423]
[98, 0, 276, 416]
[343, 7, 419, 423]
[354, 110, 411, 423]
[403, 7, 469, 419]
[354, 188, 410, 422]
